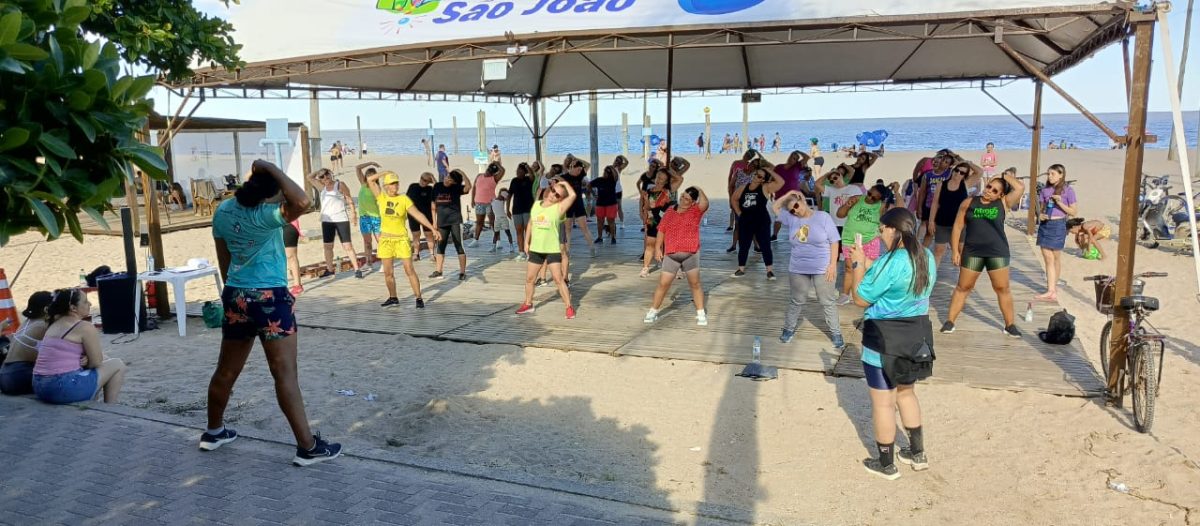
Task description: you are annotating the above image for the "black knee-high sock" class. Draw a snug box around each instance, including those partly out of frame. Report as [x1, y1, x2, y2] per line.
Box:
[876, 442, 895, 467]
[906, 426, 924, 454]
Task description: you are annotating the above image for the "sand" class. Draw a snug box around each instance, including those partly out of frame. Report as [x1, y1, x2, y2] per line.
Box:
[2, 148, 1199, 524]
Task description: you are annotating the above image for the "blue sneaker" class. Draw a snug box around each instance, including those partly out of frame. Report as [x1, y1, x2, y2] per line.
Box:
[293, 434, 342, 466]
[831, 333, 845, 349]
[779, 329, 795, 343]
[199, 427, 238, 451]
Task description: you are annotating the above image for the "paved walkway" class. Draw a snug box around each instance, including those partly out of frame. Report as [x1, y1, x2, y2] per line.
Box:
[0, 396, 711, 526]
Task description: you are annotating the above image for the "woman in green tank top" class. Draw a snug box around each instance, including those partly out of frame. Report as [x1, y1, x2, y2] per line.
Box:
[517, 179, 578, 319]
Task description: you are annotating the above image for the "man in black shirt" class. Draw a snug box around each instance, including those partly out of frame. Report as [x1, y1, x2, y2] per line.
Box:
[431, 169, 472, 281]
[508, 163, 536, 260]
[406, 172, 436, 260]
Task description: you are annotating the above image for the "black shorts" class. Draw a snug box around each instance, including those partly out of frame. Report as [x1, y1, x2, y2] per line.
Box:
[408, 217, 423, 232]
[566, 200, 587, 219]
[528, 251, 563, 265]
[920, 205, 931, 222]
[615, 191, 623, 200]
[321, 221, 352, 243]
[283, 222, 300, 248]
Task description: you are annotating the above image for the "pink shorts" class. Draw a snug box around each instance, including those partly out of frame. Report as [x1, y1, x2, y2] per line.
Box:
[842, 236, 883, 261]
[595, 204, 619, 220]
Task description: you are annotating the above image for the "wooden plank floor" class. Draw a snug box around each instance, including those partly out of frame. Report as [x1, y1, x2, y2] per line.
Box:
[184, 218, 1103, 397]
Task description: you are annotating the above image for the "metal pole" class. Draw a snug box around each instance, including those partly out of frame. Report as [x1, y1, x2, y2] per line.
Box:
[477, 110, 487, 158]
[452, 116, 459, 154]
[1168, 0, 1195, 161]
[642, 93, 650, 159]
[666, 48, 674, 161]
[1109, 19, 1155, 394]
[705, 108, 712, 159]
[621, 112, 629, 161]
[309, 92, 323, 168]
[356, 116, 363, 160]
[531, 99, 544, 164]
[1156, 6, 1200, 301]
[589, 92, 600, 178]
[1027, 81, 1043, 236]
[232, 132, 243, 177]
[742, 102, 749, 153]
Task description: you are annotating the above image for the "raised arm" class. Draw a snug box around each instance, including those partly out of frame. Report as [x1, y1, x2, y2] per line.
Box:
[773, 190, 805, 212]
[355, 161, 380, 182]
[366, 172, 383, 197]
[762, 166, 785, 195]
[862, 151, 879, 168]
[263, 161, 311, 221]
[671, 156, 691, 176]
[696, 188, 710, 213]
[836, 195, 860, 219]
[461, 175, 473, 195]
[555, 181, 577, 215]
[1001, 172, 1025, 209]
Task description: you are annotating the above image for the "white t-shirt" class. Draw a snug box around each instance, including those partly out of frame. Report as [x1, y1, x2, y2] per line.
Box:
[821, 184, 865, 227]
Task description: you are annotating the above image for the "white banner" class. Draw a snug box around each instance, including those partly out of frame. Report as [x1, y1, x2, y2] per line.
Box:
[212, 0, 1093, 63]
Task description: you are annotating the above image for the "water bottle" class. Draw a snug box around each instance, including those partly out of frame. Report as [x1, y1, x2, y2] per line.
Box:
[752, 336, 762, 364]
[146, 254, 155, 273]
[1024, 302, 1034, 323]
[78, 268, 87, 286]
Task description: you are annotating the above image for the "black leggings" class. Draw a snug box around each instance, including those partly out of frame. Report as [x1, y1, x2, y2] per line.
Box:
[737, 217, 773, 267]
[437, 225, 465, 255]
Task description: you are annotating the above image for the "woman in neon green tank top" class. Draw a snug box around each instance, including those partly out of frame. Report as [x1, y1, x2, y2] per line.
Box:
[517, 179, 577, 319]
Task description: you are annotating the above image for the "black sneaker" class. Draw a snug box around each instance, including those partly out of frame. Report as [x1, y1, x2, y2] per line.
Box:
[897, 448, 929, 471]
[415, 298, 425, 309]
[380, 297, 400, 308]
[429, 271, 444, 280]
[732, 269, 745, 278]
[318, 269, 334, 278]
[770, 235, 778, 242]
[594, 236, 603, 243]
[293, 434, 342, 467]
[940, 321, 955, 334]
[863, 458, 900, 480]
[1004, 325, 1022, 338]
[199, 428, 238, 451]
[354, 269, 365, 279]
[766, 271, 776, 281]
[534, 278, 546, 288]
[726, 246, 736, 253]
[610, 237, 617, 245]
[564, 279, 571, 288]
[458, 272, 467, 281]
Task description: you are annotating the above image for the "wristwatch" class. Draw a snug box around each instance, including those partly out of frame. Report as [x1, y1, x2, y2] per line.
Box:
[851, 261, 860, 270]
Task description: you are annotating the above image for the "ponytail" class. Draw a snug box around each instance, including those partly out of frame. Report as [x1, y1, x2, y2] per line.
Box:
[46, 288, 80, 324]
[878, 208, 931, 296]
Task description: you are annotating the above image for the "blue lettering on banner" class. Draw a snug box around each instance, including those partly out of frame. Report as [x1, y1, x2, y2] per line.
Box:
[435, 0, 637, 24]
[488, 2, 513, 18]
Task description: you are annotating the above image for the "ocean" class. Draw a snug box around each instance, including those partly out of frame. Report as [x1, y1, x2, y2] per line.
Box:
[322, 112, 1200, 157]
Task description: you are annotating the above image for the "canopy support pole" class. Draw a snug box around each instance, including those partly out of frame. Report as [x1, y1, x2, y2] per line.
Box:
[589, 91, 599, 178]
[233, 132, 243, 178]
[309, 92, 322, 168]
[1109, 16, 1155, 394]
[621, 112, 629, 161]
[666, 47, 674, 160]
[531, 99, 543, 163]
[980, 87, 1033, 129]
[1027, 81, 1042, 236]
[996, 41, 1123, 144]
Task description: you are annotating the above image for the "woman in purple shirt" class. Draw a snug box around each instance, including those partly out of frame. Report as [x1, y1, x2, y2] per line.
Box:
[1035, 164, 1077, 301]
[773, 190, 844, 348]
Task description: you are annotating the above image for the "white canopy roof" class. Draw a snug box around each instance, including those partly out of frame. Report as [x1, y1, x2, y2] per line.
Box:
[181, 1, 1136, 100]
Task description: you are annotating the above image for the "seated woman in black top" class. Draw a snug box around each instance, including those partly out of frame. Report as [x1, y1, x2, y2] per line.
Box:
[942, 170, 1025, 338]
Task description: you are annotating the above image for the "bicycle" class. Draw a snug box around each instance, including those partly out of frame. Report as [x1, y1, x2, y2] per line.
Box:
[1084, 272, 1167, 432]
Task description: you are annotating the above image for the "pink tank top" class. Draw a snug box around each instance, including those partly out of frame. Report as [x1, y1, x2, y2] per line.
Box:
[33, 321, 86, 376]
[474, 175, 497, 204]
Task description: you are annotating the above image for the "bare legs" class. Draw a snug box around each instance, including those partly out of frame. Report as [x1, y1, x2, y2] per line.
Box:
[382, 257, 421, 299]
[869, 385, 922, 446]
[1036, 247, 1061, 300]
[361, 231, 378, 265]
[523, 261, 571, 307]
[323, 241, 361, 273]
[285, 246, 302, 290]
[206, 335, 316, 449]
[946, 266, 1016, 327]
[650, 268, 704, 311]
[95, 358, 127, 403]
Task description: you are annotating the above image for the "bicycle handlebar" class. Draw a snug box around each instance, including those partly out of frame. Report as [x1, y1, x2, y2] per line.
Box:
[1083, 275, 1111, 282]
[1083, 272, 1166, 282]
[1140, 272, 1168, 278]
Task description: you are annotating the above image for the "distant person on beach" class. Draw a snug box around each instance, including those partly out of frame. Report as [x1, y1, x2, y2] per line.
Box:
[734, 133, 742, 154]
[1068, 218, 1110, 260]
[721, 133, 732, 154]
[0, 291, 52, 396]
[509, 162, 536, 261]
[810, 138, 824, 173]
[1048, 140, 1057, 150]
[726, 150, 757, 250]
[759, 134, 767, 152]
[329, 142, 343, 172]
[490, 144, 502, 164]
[639, 160, 685, 277]
[772, 150, 812, 240]
[432, 169, 472, 281]
[1035, 165, 1077, 302]
[421, 139, 432, 166]
[644, 186, 710, 326]
[308, 168, 364, 279]
[928, 160, 981, 264]
[207, 160, 341, 465]
[471, 163, 501, 246]
[516, 179, 577, 318]
[697, 133, 705, 154]
[773, 132, 782, 152]
[981, 142, 998, 182]
[942, 169, 1025, 338]
[361, 142, 368, 155]
[33, 288, 127, 405]
[732, 161, 784, 279]
[367, 170, 440, 309]
[435, 144, 450, 182]
[773, 191, 842, 348]
[1059, 140, 1067, 149]
[406, 173, 437, 261]
[848, 207, 936, 480]
[355, 162, 383, 266]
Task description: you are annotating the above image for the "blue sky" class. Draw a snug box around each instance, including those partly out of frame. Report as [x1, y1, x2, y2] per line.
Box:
[158, 2, 1200, 131]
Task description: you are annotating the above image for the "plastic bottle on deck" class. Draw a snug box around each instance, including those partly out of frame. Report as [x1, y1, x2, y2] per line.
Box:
[752, 336, 762, 363]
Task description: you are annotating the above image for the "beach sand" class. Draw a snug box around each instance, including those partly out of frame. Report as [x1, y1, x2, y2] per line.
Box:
[2, 148, 1199, 523]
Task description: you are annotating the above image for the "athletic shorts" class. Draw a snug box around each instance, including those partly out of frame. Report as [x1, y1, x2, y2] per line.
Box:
[813, 156, 824, 166]
[359, 215, 381, 235]
[528, 251, 563, 265]
[378, 237, 412, 260]
[842, 236, 882, 260]
[615, 191, 623, 200]
[566, 200, 587, 219]
[493, 210, 511, 231]
[33, 369, 98, 404]
[1037, 219, 1068, 250]
[512, 212, 531, 227]
[221, 287, 297, 342]
[474, 204, 490, 216]
[283, 222, 300, 248]
[934, 224, 953, 245]
[322, 221, 352, 244]
[408, 217, 425, 233]
[595, 204, 619, 221]
[863, 362, 895, 390]
[920, 205, 932, 222]
[661, 252, 699, 274]
[961, 255, 1010, 273]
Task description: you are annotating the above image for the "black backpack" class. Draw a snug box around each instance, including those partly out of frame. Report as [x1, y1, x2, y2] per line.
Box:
[1038, 309, 1076, 345]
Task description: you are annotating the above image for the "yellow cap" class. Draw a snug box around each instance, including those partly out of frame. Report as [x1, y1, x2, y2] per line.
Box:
[381, 172, 400, 185]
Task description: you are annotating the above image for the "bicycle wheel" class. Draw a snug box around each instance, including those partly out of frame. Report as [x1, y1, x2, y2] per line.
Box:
[1130, 342, 1158, 433]
[1099, 320, 1112, 382]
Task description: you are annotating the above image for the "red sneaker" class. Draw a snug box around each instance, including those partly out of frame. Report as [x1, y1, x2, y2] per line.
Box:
[565, 306, 576, 319]
[516, 304, 535, 315]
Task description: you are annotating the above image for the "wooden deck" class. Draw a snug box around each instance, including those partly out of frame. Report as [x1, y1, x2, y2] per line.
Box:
[79, 206, 213, 236]
[185, 218, 1104, 397]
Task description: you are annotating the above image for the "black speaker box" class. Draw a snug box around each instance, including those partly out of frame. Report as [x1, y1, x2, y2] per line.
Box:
[96, 273, 147, 334]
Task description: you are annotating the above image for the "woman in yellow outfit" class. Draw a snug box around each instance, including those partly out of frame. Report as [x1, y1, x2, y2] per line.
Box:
[367, 171, 441, 309]
[516, 179, 577, 319]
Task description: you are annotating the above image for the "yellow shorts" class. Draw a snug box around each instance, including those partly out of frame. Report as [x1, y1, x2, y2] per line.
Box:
[377, 237, 412, 260]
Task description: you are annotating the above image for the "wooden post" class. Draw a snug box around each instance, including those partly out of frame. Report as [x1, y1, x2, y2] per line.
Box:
[621, 112, 629, 161]
[588, 91, 599, 178]
[742, 102, 749, 153]
[642, 94, 650, 159]
[300, 126, 312, 193]
[452, 116, 459, 154]
[1109, 18, 1155, 394]
[309, 92, 323, 169]
[356, 115, 364, 160]
[1027, 81, 1043, 236]
[704, 108, 712, 159]
[531, 99, 544, 163]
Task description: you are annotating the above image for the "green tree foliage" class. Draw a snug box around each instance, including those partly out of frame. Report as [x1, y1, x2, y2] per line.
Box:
[0, 0, 243, 245]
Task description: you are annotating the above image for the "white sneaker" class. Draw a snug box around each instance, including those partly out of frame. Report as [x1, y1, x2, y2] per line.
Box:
[467, 238, 478, 248]
[696, 310, 708, 326]
[488, 244, 498, 253]
[837, 294, 853, 306]
[644, 309, 659, 323]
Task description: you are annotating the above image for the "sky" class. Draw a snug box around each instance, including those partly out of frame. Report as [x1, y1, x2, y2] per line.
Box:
[155, 1, 1200, 131]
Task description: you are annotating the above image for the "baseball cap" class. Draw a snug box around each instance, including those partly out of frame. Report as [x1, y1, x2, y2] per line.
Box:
[382, 172, 400, 185]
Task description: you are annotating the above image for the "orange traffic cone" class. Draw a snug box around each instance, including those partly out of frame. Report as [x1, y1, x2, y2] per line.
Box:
[0, 269, 18, 336]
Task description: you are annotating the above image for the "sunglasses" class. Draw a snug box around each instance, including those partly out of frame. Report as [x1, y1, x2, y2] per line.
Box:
[955, 169, 970, 175]
[790, 202, 802, 211]
[986, 185, 1003, 194]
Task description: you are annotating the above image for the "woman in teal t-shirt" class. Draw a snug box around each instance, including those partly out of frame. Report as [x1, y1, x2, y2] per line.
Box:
[849, 207, 936, 481]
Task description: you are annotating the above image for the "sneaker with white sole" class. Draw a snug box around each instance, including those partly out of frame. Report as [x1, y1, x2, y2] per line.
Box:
[293, 434, 342, 467]
[696, 310, 708, 326]
[863, 458, 900, 480]
[897, 448, 929, 471]
[837, 294, 853, 306]
[199, 428, 238, 451]
[940, 321, 956, 334]
[644, 309, 659, 323]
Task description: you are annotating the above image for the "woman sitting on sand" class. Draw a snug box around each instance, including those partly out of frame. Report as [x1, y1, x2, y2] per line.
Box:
[33, 289, 127, 404]
[644, 187, 710, 326]
[0, 291, 53, 395]
[1068, 218, 1110, 261]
